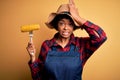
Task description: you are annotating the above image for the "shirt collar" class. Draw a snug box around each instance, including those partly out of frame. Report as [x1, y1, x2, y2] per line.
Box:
[49, 32, 76, 47]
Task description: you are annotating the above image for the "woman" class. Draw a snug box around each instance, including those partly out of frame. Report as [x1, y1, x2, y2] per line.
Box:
[26, 0, 107, 80]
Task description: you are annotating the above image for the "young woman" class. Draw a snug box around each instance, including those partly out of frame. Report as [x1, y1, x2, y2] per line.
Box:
[26, 0, 107, 80]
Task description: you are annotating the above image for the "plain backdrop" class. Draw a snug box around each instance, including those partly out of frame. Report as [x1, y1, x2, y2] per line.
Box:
[0, 0, 120, 80]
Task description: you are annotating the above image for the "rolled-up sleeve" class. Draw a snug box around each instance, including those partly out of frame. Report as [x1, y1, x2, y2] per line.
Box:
[80, 21, 107, 66]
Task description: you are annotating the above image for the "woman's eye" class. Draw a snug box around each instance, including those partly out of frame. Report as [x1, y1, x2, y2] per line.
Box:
[59, 22, 65, 26]
[68, 23, 73, 27]
[69, 23, 72, 26]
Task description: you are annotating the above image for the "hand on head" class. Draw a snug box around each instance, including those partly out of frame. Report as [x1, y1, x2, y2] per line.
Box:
[68, 0, 80, 20]
[68, 0, 87, 26]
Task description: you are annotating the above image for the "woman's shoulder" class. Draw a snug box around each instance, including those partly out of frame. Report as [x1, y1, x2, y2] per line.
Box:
[42, 40, 51, 45]
[41, 38, 54, 47]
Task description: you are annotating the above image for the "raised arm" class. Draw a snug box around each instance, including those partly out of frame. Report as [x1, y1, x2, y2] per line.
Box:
[69, 0, 107, 66]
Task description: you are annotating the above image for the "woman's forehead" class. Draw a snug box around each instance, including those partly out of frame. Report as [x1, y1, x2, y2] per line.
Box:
[58, 18, 72, 22]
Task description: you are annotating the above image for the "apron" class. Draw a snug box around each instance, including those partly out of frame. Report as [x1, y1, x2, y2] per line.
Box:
[43, 44, 82, 80]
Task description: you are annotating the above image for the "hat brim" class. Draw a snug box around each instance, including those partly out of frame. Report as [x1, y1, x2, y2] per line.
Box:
[45, 12, 80, 29]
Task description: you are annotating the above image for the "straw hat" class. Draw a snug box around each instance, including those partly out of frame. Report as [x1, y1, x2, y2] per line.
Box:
[45, 4, 80, 29]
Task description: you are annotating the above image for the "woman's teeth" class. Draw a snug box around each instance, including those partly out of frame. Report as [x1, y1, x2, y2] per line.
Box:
[63, 32, 69, 35]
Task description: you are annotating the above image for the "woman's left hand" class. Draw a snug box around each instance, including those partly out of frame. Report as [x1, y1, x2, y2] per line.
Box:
[69, 0, 80, 21]
[68, 0, 87, 26]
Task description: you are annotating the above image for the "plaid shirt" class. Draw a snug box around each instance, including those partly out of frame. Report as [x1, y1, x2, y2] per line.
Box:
[29, 21, 107, 80]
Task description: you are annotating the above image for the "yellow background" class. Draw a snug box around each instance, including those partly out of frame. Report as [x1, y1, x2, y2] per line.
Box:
[0, 0, 120, 80]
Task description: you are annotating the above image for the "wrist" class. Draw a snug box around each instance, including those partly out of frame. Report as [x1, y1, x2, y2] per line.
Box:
[30, 56, 36, 63]
[75, 16, 87, 26]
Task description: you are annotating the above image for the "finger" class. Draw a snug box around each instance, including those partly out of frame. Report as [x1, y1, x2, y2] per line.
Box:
[27, 43, 35, 49]
[69, 0, 75, 5]
[26, 46, 35, 54]
[27, 42, 32, 47]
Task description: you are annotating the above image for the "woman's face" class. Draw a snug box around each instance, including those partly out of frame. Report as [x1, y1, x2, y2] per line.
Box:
[57, 18, 74, 39]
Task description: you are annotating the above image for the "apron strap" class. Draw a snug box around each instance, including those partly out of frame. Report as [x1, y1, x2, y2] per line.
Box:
[51, 44, 79, 52]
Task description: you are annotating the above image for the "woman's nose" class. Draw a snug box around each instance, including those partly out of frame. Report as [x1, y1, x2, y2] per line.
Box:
[64, 25, 68, 30]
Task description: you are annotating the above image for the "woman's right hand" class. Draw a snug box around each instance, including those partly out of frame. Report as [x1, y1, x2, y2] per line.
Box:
[26, 42, 36, 63]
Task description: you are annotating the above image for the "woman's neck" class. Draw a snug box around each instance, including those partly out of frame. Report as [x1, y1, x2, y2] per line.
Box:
[56, 36, 70, 48]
